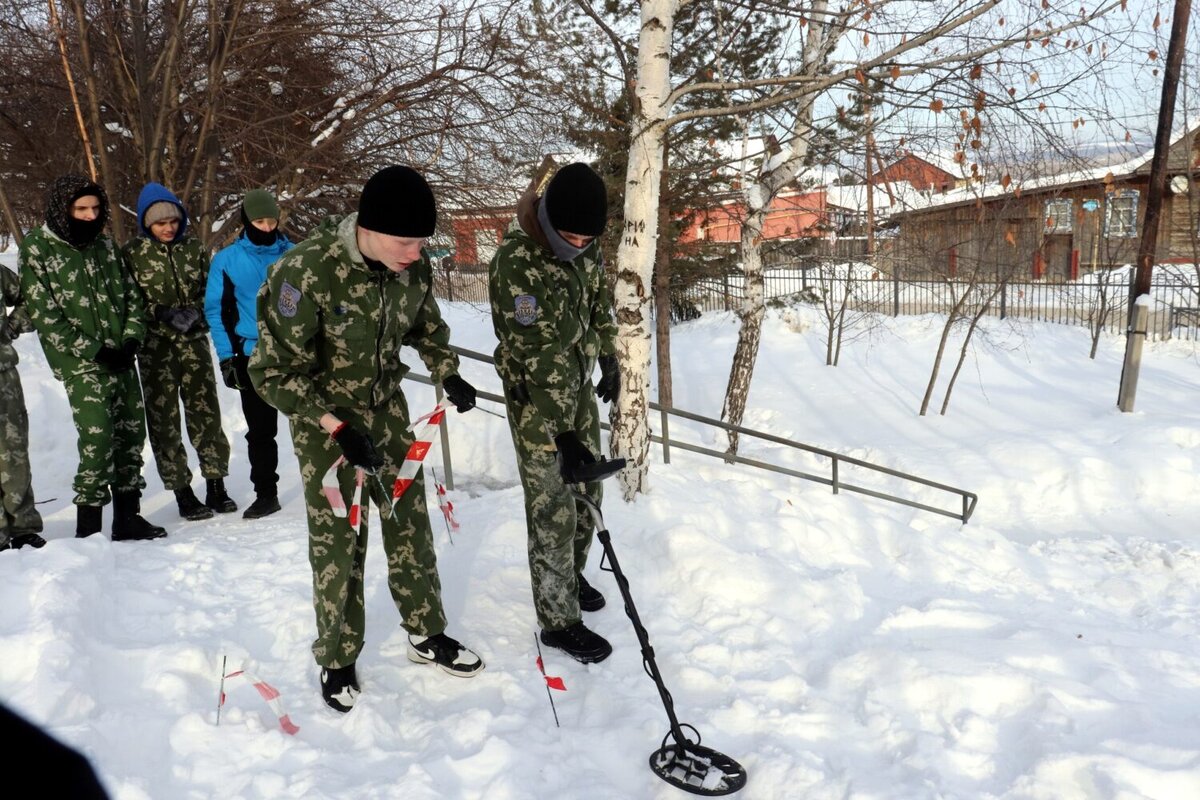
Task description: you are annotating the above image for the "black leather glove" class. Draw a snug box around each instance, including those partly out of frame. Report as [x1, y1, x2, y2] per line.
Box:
[178, 307, 203, 333]
[595, 354, 620, 404]
[442, 374, 477, 412]
[220, 357, 243, 390]
[333, 423, 385, 473]
[554, 431, 597, 484]
[95, 345, 126, 371]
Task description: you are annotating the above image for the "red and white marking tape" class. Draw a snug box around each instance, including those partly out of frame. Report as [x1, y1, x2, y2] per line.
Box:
[220, 668, 299, 735]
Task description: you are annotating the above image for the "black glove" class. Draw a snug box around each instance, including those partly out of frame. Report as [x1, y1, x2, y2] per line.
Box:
[595, 354, 620, 404]
[333, 423, 385, 473]
[442, 374, 477, 413]
[554, 431, 597, 484]
[158, 306, 200, 333]
[220, 357, 244, 390]
[120, 338, 139, 368]
[94, 345, 126, 371]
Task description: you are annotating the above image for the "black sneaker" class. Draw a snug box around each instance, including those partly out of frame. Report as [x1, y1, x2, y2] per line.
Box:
[578, 574, 605, 612]
[540, 622, 612, 664]
[320, 663, 359, 713]
[407, 633, 485, 677]
[176, 486, 215, 521]
[243, 494, 280, 520]
[11, 532, 47, 549]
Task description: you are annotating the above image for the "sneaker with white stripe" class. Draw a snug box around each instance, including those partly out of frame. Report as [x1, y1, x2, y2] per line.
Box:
[407, 632, 485, 677]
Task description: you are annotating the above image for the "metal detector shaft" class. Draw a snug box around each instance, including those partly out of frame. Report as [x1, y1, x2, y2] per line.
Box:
[573, 490, 690, 743]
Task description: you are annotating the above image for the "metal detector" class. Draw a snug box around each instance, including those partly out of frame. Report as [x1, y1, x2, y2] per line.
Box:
[572, 474, 748, 796]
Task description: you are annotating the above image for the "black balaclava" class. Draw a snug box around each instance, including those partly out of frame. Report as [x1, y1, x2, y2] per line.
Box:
[542, 162, 607, 237]
[46, 174, 109, 249]
[240, 207, 280, 247]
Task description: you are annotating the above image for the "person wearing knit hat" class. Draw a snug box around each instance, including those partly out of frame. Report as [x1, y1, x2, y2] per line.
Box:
[204, 189, 294, 520]
[247, 165, 484, 712]
[18, 174, 165, 542]
[487, 161, 620, 665]
[124, 182, 234, 522]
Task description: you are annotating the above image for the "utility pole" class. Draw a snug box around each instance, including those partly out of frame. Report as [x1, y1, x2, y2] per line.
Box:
[1118, 0, 1191, 412]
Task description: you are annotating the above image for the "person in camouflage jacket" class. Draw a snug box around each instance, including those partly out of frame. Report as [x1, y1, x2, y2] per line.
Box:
[249, 165, 484, 713]
[0, 264, 45, 550]
[489, 162, 620, 664]
[18, 174, 165, 542]
[124, 182, 234, 521]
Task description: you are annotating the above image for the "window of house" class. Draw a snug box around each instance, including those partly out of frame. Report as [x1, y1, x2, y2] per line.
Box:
[1044, 198, 1073, 233]
[1104, 191, 1139, 238]
[474, 229, 499, 264]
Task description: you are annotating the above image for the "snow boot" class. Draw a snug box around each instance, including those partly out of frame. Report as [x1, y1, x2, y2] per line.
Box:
[175, 486, 214, 521]
[76, 504, 102, 538]
[242, 493, 280, 520]
[204, 478, 238, 514]
[111, 493, 167, 541]
[407, 632, 485, 677]
[578, 574, 605, 612]
[320, 663, 359, 713]
[540, 621, 612, 664]
[10, 532, 47, 549]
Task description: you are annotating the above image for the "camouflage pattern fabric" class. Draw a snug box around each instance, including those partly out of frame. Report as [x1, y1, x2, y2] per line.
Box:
[250, 214, 459, 669]
[122, 235, 210, 337]
[19, 224, 148, 506]
[124, 236, 229, 489]
[19, 225, 145, 381]
[291, 392, 445, 668]
[502, 381, 602, 630]
[488, 213, 616, 436]
[0, 268, 42, 545]
[488, 196, 617, 631]
[61, 368, 147, 505]
[138, 332, 230, 489]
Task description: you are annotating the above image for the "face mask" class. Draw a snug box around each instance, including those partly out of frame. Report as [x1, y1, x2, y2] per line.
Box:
[537, 199, 588, 262]
[65, 215, 105, 248]
[241, 207, 279, 246]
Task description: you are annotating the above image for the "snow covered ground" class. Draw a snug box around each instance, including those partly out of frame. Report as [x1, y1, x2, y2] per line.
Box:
[2, 286, 1199, 799]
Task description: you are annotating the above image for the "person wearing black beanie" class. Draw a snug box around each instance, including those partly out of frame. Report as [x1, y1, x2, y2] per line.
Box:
[18, 174, 166, 542]
[486, 161, 621, 665]
[248, 165, 485, 712]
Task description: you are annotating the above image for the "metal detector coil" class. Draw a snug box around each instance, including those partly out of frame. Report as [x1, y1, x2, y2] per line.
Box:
[572, 487, 748, 796]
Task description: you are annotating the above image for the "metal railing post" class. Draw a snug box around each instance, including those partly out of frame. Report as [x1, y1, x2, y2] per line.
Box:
[660, 406, 671, 464]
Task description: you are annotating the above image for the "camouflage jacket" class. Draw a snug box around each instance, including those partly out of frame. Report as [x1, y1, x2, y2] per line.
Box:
[18, 225, 146, 380]
[488, 192, 616, 436]
[249, 213, 460, 425]
[1, 265, 34, 371]
[123, 235, 211, 340]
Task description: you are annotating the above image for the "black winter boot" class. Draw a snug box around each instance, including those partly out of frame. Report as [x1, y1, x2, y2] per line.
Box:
[175, 486, 214, 520]
[320, 663, 360, 713]
[242, 493, 280, 520]
[540, 621, 612, 664]
[578, 574, 606, 612]
[111, 493, 168, 541]
[11, 532, 47, 549]
[76, 505, 103, 538]
[204, 478, 238, 513]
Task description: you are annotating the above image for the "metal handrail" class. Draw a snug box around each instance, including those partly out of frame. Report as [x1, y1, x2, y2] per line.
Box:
[411, 344, 977, 523]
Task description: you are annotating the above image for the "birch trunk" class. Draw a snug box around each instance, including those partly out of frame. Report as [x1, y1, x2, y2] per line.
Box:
[611, 0, 676, 500]
[720, 4, 827, 455]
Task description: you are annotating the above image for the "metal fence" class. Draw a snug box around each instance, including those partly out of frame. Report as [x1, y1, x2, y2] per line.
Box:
[429, 262, 1200, 341]
[675, 267, 1200, 341]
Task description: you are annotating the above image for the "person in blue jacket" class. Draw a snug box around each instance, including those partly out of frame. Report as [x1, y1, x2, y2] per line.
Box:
[204, 189, 294, 519]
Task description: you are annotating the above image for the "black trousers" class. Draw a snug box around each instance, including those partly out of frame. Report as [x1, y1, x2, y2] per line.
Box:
[236, 356, 279, 497]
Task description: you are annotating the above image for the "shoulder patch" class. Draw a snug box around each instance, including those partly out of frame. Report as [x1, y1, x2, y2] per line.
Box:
[278, 281, 302, 318]
[514, 294, 538, 326]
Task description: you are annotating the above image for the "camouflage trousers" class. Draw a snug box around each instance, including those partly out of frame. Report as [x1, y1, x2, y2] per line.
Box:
[502, 381, 602, 631]
[0, 367, 42, 546]
[139, 333, 230, 490]
[291, 389, 446, 669]
[62, 366, 147, 506]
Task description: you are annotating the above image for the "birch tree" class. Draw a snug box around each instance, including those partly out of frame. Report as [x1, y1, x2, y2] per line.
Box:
[602, 0, 1128, 497]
